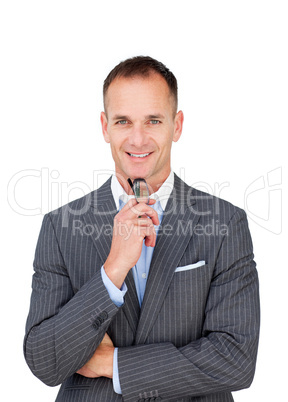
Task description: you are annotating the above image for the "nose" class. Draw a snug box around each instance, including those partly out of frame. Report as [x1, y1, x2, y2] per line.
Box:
[128, 123, 148, 148]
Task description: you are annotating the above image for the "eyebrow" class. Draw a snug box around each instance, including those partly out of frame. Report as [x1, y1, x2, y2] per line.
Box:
[111, 114, 165, 121]
[145, 114, 165, 120]
[112, 115, 130, 121]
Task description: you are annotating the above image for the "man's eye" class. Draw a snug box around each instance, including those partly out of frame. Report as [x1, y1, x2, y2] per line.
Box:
[150, 120, 160, 124]
[116, 120, 128, 125]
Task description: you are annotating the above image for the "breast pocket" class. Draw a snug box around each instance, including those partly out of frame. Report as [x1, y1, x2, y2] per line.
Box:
[174, 260, 206, 273]
[149, 264, 212, 346]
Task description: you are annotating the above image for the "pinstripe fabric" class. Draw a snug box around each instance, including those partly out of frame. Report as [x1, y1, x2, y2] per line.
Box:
[24, 174, 260, 402]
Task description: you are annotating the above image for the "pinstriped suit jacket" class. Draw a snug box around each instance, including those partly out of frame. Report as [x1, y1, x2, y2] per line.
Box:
[24, 174, 260, 402]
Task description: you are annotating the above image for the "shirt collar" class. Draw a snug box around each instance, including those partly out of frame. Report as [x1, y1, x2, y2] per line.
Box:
[111, 171, 174, 212]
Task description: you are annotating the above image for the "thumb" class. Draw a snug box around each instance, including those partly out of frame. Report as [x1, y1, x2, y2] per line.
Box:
[101, 333, 114, 347]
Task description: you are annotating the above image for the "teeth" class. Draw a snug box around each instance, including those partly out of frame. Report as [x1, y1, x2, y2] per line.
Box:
[129, 153, 150, 158]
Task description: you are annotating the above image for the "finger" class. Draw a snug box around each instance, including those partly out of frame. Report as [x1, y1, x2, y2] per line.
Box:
[138, 225, 157, 247]
[101, 333, 114, 347]
[136, 218, 154, 226]
[148, 199, 156, 205]
[129, 204, 160, 225]
[120, 197, 138, 212]
[120, 197, 156, 212]
[144, 231, 157, 247]
[144, 235, 154, 247]
[117, 199, 149, 220]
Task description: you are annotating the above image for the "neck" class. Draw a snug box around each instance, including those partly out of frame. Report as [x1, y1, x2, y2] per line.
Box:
[115, 171, 171, 196]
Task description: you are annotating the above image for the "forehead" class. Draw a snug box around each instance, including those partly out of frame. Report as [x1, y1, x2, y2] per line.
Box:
[105, 73, 174, 115]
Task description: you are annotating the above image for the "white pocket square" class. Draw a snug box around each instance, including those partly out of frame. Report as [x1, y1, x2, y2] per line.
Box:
[175, 260, 206, 272]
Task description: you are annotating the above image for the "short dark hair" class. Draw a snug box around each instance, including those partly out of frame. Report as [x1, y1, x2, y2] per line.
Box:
[103, 56, 178, 113]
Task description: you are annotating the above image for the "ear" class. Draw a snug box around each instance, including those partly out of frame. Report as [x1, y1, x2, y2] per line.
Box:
[101, 111, 110, 143]
[173, 110, 184, 143]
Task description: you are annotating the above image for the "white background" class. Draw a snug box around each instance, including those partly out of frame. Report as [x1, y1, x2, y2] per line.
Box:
[1, 1, 287, 400]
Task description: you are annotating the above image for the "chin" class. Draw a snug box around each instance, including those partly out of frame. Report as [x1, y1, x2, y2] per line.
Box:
[130, 170, 151, 180]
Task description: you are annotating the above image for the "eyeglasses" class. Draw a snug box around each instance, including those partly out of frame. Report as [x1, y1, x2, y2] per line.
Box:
[127, 178, 150, 204]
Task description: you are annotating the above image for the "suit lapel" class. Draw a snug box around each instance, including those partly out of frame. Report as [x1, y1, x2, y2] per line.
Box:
[122, 270, 140, 335]
[135, 174, 201, 345]
[83, 177, 116, 267]
[83, 177, 140, 336]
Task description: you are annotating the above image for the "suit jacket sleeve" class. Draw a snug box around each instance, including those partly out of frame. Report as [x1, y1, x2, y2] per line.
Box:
[117, 208, 260, 401]
[23, 213, 119, 386]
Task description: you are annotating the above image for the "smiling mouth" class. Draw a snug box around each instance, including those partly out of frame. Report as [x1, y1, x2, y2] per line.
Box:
[127, 152, 151, 158]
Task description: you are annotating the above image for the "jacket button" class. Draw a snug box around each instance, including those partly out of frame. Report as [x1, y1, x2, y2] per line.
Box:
[92, 319, 101, 329]
[99, 311, 108, 321]
[92, 311, 108, 329]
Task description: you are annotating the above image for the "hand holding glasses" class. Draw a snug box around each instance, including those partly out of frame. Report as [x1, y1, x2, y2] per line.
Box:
[127, 178, 150, 204]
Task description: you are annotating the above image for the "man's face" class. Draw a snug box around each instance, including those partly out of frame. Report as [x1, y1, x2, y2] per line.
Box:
[101, 73, 183, 191]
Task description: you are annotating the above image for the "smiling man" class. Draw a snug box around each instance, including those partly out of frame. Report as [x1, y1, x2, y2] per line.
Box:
[101, 68, 183, 193]
[24, 56, 260, 402]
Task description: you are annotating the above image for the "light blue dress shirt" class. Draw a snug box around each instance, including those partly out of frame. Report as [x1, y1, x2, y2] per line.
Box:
[101, 172, 173, 394]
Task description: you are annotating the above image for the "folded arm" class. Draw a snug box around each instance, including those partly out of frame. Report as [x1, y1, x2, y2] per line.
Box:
[24, 213, 119, 386]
